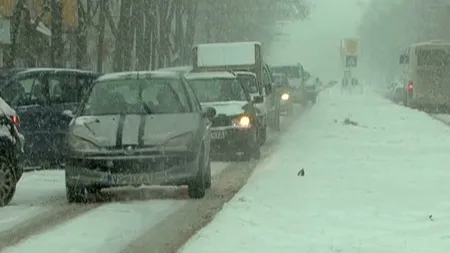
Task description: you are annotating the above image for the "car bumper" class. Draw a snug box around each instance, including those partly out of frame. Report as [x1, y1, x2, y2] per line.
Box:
[279, 99, 292, 112]
[210, 126, 255, 152]
[65, 151, 198, 187]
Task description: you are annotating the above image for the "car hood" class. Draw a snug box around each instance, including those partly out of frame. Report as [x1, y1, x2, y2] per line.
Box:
[201, 101, 248, 117]
[70, 114, 198, 147]
[288, 78, 302, 87]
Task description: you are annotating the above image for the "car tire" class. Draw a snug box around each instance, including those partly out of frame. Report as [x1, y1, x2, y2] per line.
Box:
[273, 106, 281, 132]
[258, 125, 267, 145]
[0, 156, 17, 207]
[287, 105, 293, 116]
[187, 149, 207, 199]
[205, 158, 212, 189]
[66, 184, 88, 203]
[242, 131, 260, 161]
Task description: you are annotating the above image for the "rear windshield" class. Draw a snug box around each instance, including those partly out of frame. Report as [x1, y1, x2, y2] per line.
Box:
[187, 78, 248, 103]
[271, 66, 301, 79]
[417, 48, 450, 66]
[81, 78, 190, 115]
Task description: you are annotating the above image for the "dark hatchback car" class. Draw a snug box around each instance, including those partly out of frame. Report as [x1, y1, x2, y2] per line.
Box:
[272, 73, 294, 115]
[0, 68, 99, 167]
[184, 71, 263, 160]
[65, 71, 216, 203]
[0, 97, 25, 206]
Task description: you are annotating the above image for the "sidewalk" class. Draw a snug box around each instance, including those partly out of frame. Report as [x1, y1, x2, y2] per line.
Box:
[179, 87, 450, 253]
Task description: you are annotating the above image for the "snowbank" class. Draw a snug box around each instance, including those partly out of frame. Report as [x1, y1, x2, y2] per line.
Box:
[179, 87, 450, 253]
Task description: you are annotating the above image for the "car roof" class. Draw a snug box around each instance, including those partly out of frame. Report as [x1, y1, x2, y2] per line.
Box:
[234, 71, 256, 77]
[16, 68, 98, 75]
[272, 73, 286, 77]
[184, 71, 236, 80]
[97, 70, 180, 82]
[156, 66, 192, 73]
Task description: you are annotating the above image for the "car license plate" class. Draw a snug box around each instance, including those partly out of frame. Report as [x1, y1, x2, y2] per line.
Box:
[211, 131, 226, 139]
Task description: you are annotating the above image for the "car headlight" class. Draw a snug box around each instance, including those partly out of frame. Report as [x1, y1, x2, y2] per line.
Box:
[281, 93, 289, 100]
[164, 133, 193, 148]
[68, 135, 100, 151]
[232, 116, 251, 128]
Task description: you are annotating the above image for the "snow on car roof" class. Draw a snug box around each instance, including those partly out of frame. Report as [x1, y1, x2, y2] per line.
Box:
[195, 42, 260, 67]
[234, 71, 256, 77]
[97, 71, 180, 82]
[184, 71, 236, 80]
[19, 68, 97, 75]
[157, 66, 192, 73]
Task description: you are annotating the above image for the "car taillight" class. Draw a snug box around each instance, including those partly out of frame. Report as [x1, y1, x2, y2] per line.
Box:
[10, 115, 20, 127]
[408, 81, 413, 90]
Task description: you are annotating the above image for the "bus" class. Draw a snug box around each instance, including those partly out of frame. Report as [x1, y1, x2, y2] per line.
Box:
[399, 41, 450, 111]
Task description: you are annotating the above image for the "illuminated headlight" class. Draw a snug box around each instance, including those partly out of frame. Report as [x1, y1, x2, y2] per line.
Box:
[232, 116, 251, 128]
[164, 133, 193, 149]
[281, 93, 289, 100]
[68, 135, 100, 151]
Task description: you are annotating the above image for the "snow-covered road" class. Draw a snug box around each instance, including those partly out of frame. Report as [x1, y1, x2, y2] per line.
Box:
[178, 87, 450, 253]
[0, 105, 304, 253]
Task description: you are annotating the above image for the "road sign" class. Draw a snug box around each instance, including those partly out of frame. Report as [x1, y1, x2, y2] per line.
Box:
[341, 38, 360, 56]
[346, 55, 357, 68]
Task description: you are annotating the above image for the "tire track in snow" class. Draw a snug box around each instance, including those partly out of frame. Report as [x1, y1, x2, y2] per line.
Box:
[0, 105, 305, 252]
[118, 106, 305, 253]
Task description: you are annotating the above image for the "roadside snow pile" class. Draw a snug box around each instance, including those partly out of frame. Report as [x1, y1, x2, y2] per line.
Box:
[179, 87, 450, 253]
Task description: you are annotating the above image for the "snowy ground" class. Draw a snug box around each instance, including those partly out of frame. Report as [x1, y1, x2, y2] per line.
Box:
[0, 106, 301, 253]
[178, 86, 450, 253]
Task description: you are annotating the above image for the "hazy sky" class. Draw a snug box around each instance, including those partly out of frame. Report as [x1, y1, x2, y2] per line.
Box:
[267, 0, 369, 81]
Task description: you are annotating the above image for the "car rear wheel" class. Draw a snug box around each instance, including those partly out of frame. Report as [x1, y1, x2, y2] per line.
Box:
[66, 184, 88, 203]
[187, 149, 207, 199]
[0, 156, 16, 207]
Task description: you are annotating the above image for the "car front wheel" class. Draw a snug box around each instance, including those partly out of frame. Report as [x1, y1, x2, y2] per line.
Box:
[188, 148, 207, 199]
[0, 156, 16, 207]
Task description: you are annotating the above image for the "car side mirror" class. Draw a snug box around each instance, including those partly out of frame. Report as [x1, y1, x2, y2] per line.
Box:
[203, 107, 216, 118]
[252, 96, 264, 103]
[62, 109, 74, 119]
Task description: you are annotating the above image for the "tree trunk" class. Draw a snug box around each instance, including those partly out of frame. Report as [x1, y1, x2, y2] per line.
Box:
[141, 0, 156, 70]
[133, 0, 145, 70]
[50, 0, 64, 67]
[75, 0, 88, 69]
[96, 0, 106, 72]
[113, 0, 133, 71]
[6, 0, 25, 67]
[184, 1, 198, 64]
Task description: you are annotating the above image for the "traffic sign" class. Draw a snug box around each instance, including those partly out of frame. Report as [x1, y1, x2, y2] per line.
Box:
[345, 55, 357, 68]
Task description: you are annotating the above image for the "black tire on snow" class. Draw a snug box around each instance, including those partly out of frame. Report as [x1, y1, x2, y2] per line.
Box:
[0, 156, 17, 207]
[188, 149, 207, 199]
[258, 126, 267, 146]
[241, 131, 261, 161]
[66, 184, 88, 204]
[205, 159, 212, 189]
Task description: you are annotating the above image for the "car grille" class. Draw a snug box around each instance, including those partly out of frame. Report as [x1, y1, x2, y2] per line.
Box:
[211, 116, 232, 127]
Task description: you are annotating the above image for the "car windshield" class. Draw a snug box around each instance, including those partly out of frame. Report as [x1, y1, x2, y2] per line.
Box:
[237, 74, 259, 93]
[81, 78, 188, 115]
[187, 78, 247, 102]
[273, 75, 288, 87]
[271, 66, 301, 79]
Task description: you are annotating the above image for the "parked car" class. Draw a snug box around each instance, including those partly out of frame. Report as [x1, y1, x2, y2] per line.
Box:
[0, 68, 100, 168]
[272, 73, 294, 115]
[64, 71, 216, 203]
[185, 71, 263, 160]
[0, 97, 25, 206]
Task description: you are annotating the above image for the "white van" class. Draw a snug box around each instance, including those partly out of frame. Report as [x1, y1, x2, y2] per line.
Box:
[399, 41, 450, 111]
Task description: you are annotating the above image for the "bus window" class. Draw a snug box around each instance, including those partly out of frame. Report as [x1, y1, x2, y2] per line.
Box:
[417, 49, 450, 66]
